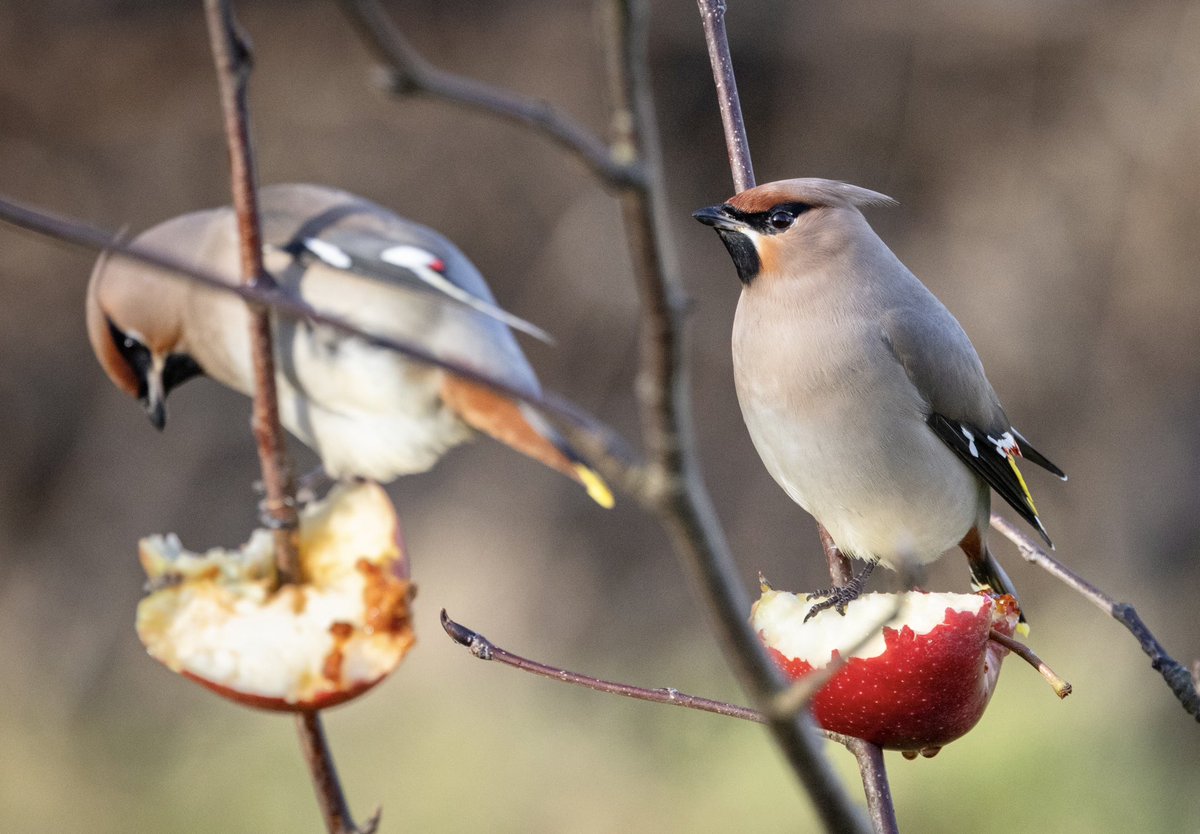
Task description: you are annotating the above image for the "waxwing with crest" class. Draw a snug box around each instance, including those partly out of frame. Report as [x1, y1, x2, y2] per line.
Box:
[87, 183, 612, 508]
[694, 178, 1064, 616]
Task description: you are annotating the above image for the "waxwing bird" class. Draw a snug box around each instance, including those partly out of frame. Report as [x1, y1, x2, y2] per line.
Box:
[87, 183, 613, 508]
[694, 178, 1064, 615]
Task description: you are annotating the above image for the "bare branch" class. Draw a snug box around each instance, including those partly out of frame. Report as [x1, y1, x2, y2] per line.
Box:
[600, 2, 869, 830]
[329, 7, 847, 799]
[295, 711, 381, 834]
[819, 526, 855, 588]
[696, 0, 754, 193]
[990, 514, 1200, 720]
[843, 738, 900, 834]
[203, 0, 301, 583]
[694, 3, 880, 829]
[441, 610, 763, 723]
[336, 0, 644, 190]
[204, 3, 370, 831]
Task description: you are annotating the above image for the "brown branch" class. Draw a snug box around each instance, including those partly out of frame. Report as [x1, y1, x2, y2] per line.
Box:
[696, 0, 754, 193]
[203, 0, 300, 583]
[440, 609, 874, 755]
[441, 609, 764, 723]
[336, 0, 644, 190]
[819, 525, 855, 587]
[332, 0, 867, 824]
[441, 608, 903, 789]
[695, 3, 883, 830]
[843, 738, 900, 834]
[990, 514, 1200, 720]
[603, 3, 867, 830]
[203, 4, 369, 832]
[296, 711, 381, 834]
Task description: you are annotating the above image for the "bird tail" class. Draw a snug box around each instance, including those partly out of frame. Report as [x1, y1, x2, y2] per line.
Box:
[968, 547, 1020, 602]
[962, 527, 1027, 627]
[441, 376, 614, 508]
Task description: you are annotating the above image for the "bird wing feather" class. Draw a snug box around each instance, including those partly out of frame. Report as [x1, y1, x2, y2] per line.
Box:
[278, 230, 551, 343]
[880, 304, 1060, 546]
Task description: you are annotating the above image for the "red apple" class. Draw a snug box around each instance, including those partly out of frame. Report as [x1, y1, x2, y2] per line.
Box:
[751, 589, 1019, 755]
[136, 482, 415, 711]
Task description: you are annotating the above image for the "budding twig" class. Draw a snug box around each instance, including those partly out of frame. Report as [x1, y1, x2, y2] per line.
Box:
[337, 0, 644, 190]
[991, 514, 1199, 720]
[441, 610, 763, 723]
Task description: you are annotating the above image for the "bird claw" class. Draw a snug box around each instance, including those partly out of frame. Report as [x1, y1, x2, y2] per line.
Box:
[803, 561, 877, 622]
[257, 496, 299, 531]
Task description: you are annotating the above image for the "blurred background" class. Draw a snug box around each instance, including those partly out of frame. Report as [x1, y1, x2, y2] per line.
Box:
[2, 0, 1199, 831]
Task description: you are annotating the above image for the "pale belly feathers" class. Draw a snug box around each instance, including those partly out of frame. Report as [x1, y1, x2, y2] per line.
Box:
[732, 293, 983, 568]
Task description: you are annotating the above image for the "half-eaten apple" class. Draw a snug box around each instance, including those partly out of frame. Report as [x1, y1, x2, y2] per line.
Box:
[752, 589, 1019, 755]
[136, 482, 415, 711]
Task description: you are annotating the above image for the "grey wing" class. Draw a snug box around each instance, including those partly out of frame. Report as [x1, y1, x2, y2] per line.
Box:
[882, 303, 1057, 546]
[257, 184, 550, 342]
[880, 302, 1007, 431]
[277, 229, 552, 343]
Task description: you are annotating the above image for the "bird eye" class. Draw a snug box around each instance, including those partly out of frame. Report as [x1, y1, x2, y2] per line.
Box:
[768, 209, 795, 230]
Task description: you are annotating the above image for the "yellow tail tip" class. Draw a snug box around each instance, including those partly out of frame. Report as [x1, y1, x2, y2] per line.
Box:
[574, 464, 615, 509]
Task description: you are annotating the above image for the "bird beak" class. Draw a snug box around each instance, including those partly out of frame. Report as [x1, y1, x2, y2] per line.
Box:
[692, 204, 749, 233]
[141, 356, 167, 431]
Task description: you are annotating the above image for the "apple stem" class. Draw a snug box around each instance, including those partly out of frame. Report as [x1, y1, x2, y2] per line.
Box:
[989, 628, 1072, 699]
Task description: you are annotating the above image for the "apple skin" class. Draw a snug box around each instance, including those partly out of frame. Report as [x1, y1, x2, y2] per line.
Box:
[755, 591, 1018, 754]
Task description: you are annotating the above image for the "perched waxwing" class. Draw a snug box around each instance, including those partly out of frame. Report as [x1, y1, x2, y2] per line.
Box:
[87, 183, 613, 508]
[694, 178, 1064, 615]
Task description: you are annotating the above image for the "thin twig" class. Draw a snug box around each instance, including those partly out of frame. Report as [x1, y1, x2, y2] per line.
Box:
[819, 526, 855, 587]
[695, 3, 884, 830]
[990, 514, 1200, 719]
[439, 609, 865, 753]
[334, 0, 868, 826]
[696, 0, 754, 193]
[844, 738, 900, 834]
[204, 3, 367, 832]
[988, 629, 1072, 699]
[295, 711, 381, 834]
[203, 0, 300, 583]
[441, 610, 763, 723]
[336, 0, 644, 190]
[604, 3, 866, 829]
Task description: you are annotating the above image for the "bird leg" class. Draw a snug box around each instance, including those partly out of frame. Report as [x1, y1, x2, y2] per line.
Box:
[804, 560, 877, 621]
[295, 465, 335, 505]
[252, 466, 333, 529]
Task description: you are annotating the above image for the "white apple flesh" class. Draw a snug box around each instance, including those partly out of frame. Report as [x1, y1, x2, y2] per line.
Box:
[752, 590, 1019, 755]
[136, 482, 415, 711]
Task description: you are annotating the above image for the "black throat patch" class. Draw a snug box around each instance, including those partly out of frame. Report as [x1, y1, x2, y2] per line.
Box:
[715, 229, 761, 284]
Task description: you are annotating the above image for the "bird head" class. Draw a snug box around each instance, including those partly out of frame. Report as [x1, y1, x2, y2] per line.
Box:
[86, 250, 202, 430]
[693, 178, 895, 284]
